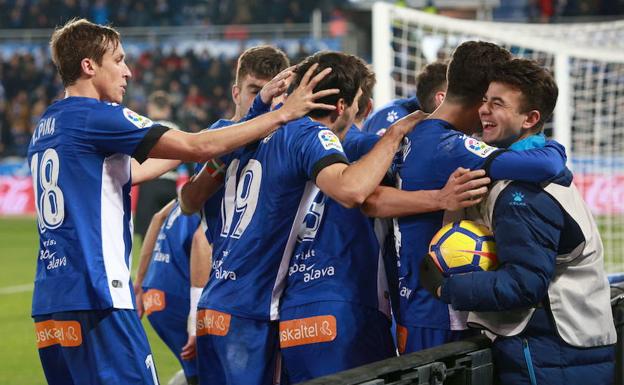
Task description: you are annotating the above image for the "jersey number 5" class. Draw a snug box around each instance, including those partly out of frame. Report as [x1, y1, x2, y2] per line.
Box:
[220, 159, 262, 239]
[31, 149, 65, 231]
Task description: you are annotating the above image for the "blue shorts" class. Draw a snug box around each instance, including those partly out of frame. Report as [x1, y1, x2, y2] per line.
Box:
[34, 309, 159, 385]
[144, 289, 197, 379]
[279, 301, 396, 383]
[195, 309, 279, 385]
[396, 324, 478, 354]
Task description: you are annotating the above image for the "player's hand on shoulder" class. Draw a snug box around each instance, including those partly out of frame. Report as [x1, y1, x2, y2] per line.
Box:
[260, 66, 294, 105]
[280, 63, 339, 121]
[386, 110, 428, 138]
[439, 167, 490, 211]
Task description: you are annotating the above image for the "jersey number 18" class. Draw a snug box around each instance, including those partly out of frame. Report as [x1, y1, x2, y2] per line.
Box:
[30, 149, 65, 231]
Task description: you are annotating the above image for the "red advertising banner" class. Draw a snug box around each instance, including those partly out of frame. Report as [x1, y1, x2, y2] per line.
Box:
[573, 173, 624, 215]
[0, 172, 622, 216]
[0, 176, 35, 215]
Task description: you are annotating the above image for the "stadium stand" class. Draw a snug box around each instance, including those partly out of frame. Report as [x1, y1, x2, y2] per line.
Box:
[0, 46, 312, 157]
[0, 0, 349, 28]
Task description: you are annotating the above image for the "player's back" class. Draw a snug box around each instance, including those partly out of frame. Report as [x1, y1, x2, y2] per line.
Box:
[28, 97, 156, 316]
[143, 202, 200, 298]
[395, 118, 488, 329]
[199, 116, 347, 321]
[282, 127, 391, 315]
[362, 97, 420, 135]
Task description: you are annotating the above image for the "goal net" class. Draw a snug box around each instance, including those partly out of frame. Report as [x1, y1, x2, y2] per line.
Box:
[372, 2, 624, 273]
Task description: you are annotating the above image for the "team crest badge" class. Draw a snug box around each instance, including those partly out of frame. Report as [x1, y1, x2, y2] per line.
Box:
[464, 137, 496, 158]
[318, 130, 343, 152]
[123, 108, 154, 129]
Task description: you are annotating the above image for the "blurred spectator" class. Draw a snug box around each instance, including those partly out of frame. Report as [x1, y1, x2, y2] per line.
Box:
[0, 45, 312, 158]
[0, 0, 349, 28]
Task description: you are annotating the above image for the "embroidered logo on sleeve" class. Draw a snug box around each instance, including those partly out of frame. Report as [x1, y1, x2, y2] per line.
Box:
[318, 129, 344, 152]
[386, 110, 399, 123]
[123, 108, 154, 129]
[464, 137, 497, 158]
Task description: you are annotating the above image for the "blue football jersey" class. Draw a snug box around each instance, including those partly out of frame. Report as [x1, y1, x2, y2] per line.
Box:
[28, 97, 169, 316]
[362, 97, 420, 135]
[281, 127, 392, 316]
[142, 202, 201, 299]
[395, 119, 565, 329]
[198, 94, 270, 244]
[198, 116, 349, 321]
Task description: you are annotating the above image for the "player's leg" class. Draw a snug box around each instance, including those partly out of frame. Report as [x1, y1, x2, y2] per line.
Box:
[195, 309, 279, 385]
[36, 309, 160, 385]
[34, 314, 75, 385]
[279, 301, 396, 383]
[145, 290, 198, 384]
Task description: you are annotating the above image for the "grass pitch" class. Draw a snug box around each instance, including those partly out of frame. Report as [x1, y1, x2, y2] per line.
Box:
[0, 217, 179, 385]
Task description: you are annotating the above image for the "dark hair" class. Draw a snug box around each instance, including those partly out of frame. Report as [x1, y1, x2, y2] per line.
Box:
[446, 41, 512, 105]
[148, 90, 171, 109]
[50, 18, 121, 86]
[289, 51, 368, 119]
[416, 61, 448, 113]
[356, 65, 376, 120]
[491, 58, 558, 131]
[236, 45, 290, 85]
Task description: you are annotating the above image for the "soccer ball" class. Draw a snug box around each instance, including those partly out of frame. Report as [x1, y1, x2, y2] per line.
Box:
[428, 220, 497, 277]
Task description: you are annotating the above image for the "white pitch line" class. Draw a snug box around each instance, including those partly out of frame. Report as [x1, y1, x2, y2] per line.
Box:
[0, 283, 33, 295]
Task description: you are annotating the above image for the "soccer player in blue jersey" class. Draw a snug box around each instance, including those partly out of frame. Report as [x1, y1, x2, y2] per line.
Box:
[362, 41, 568, 355]
[178, 45, 290, 362]
[188, 52, 424, 385]
[278, 60, 494, 383]
[133, 200, 208, 385]
[362, 61, 447, 134]
[180, 45, 291, 243]
[29, 19, 339, 385]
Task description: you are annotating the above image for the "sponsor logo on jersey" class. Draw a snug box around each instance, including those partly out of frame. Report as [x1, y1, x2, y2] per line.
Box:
[123, 108, 154, 129]
[386, 110, 399, 123]
[143, 289, 166, 315]
[396, 324, 408, 354]
[196, 309, 231, 336]
[35, 320, 82, 349]
[318, 129, 343, 152]
[279, 315, 337, 348]
[464, 137, 496, 158]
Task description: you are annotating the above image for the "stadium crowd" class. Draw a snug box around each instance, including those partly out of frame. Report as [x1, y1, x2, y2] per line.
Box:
[0, 45, 313, 157]
[0, 0, 347, 28]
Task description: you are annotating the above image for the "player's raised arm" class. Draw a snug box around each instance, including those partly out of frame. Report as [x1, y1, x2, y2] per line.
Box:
[361, 168, 490, 218]
[131, 158, 182, 185]
[316, 110, 425, 208]
[179, 160, 225, 214]
[147, 64, 339, 163]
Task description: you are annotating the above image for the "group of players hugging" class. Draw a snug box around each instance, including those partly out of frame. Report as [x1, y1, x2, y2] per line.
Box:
[29, 17, 616, 385]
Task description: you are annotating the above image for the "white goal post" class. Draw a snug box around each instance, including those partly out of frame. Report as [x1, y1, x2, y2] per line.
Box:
[372, 2, 624, 273]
